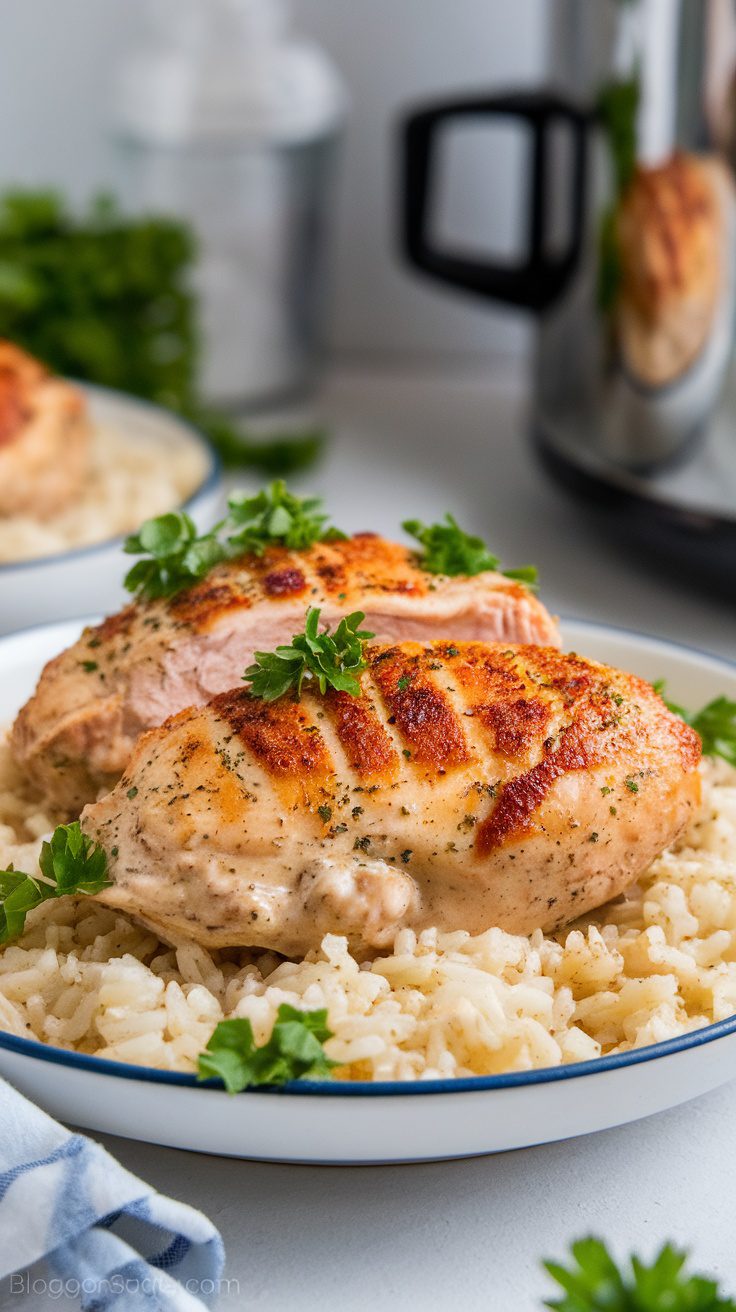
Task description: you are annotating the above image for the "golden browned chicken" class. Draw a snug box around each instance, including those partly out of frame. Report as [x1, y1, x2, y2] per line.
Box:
[82, 641, 701, 956]
[0, 341, 91, 519]
[616, 152, 732, 386]
[12, 537, 559, 812]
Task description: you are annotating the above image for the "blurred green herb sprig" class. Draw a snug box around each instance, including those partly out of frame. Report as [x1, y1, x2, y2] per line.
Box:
[0, 189, 323, 476]
[596, 72, 641, 313]
[545, 1237, 736, 1310]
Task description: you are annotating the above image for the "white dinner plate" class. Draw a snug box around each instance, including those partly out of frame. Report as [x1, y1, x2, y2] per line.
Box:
[0, 617, 735, 1164]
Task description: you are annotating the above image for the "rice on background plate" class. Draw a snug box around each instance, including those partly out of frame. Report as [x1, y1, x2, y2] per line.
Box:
[1, 729, 736, 1083]
[0, 423, 206, 565]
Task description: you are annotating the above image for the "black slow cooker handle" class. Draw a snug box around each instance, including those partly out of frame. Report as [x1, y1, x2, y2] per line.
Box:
[401, 90, 590, 314]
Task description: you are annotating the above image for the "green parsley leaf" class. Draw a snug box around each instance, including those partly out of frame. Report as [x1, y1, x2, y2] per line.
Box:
[123, 482, 345, 602]
[653, 681, 736, 768]
[123, 511, 225, 601]
[197, 1004, 338, 1094]
[0, 822, 111, 944]
[403, 514, 537, 587]
[224, 480, 345, 556]
[244, 606, 374, 702]
[543, 1236, 736, 1310]
[690, 697, 736, 768]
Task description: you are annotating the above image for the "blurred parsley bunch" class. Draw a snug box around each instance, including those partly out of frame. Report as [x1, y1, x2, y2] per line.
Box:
[545, 1238, 736, 1310]
[0, 189, 323, 474]
[0, 191, 197, 410]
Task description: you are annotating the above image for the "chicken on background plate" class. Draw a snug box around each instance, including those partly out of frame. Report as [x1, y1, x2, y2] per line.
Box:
[0, 340, 91, 519]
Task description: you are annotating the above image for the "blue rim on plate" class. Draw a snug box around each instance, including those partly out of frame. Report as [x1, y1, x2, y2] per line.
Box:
[0, 384, 222, 574]
[2, 1010, 736, 1097]
[0, 619, 734, 1097]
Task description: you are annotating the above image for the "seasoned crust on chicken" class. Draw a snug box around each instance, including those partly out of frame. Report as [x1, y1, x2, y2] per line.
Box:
[82, 641, 701, 957]
[0, 341, 91, 519]
[11, 536, 559, 812]
[616, 152, 732, 386]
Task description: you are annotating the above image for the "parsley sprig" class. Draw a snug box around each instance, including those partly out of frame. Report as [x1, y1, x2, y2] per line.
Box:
[653, 681, 736, 768]
[544, 1237, 735, 1310]
[225, 481, 345, 555]
[0, 822, 111, 945]
[123, 481, 345, 601]
[402, 514, 538, 586]
[198, 1005, 338, 1093]
[244, 606, 374, 702]
[123, 512, 225, 600]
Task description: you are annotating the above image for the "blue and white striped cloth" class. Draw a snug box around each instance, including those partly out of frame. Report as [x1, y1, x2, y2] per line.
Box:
[0, 1077, 225, 1310]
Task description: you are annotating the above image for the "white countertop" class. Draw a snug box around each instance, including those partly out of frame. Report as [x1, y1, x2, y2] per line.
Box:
[4, 365, 735, 1311]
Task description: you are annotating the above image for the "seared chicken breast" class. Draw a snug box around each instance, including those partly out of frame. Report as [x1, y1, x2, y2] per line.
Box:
[616, 152, 732, 386]
[83, 642, 701, 957]
[12, 536, 559, 812]
[0, 341, 91, 519]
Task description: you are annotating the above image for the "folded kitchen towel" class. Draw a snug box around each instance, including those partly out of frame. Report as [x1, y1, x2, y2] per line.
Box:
[0, 1076, 225, 1311]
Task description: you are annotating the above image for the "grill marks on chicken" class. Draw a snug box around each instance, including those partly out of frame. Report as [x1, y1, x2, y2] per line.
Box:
[83, 642, 702, 956]
[12, 536, 559, 812]
[215, 690, 334, 813]
[369, 646, 471, 773]
[0, 341, 91, 519]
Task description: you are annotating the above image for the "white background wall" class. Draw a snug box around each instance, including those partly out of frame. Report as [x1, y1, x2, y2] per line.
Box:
[0, 0, 550, 363]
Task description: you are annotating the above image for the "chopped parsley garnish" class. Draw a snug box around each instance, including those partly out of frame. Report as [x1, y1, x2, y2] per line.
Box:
[397, 676, 411, 691]
[224, 480, 345, 555]
[654, 681, 736, 768]
[403, 513, 537, 586]
[400, 849, 413, 864]
[317, 804, 332, 823]
[80, 660, 98, 673]
[544, 1236, 736, 1311]
[123, 511, 225, 600]
[126, 786, 138, 800]
[244, 606, 374, 702]
[0, 822, 111, 945]
[198, 1005, 337, 1093]
[625, 778, 639, 794]
[123, 482, 345, 601]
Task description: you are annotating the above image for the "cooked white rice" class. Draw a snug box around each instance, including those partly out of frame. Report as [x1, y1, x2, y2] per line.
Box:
[0, 423, 206, 564]
[1, 729, 735, 1082]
